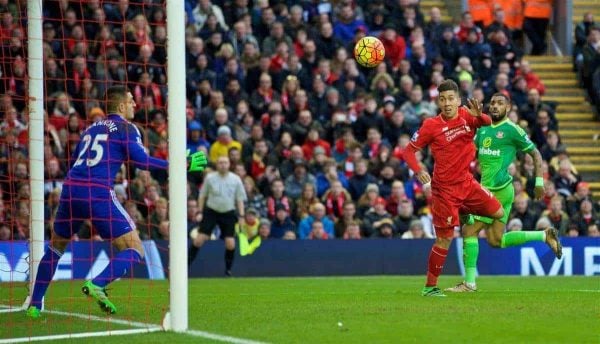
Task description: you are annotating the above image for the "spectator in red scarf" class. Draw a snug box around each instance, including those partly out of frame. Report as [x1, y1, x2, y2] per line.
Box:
[280, 75, 300, 113]
[66, 56, 92, 97]
[50, 92, 79, 131]
[134, 72, 164, 108]
[147, 109, 168, 150]
[269, 41, 290, 73]
[246, 138, 277, 180]
[316, 59, 339, 86]
[322, 180, 352, 221]
[249, 72, 281, 115]
[363, 127, 389, 160]
[266, 179, 291, 220]
[343, 142, 365, 178]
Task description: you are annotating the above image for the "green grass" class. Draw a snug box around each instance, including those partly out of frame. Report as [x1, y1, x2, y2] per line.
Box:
[1, 276, 599, 343]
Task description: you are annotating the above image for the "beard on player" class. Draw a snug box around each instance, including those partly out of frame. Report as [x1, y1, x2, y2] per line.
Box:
[488, 97, 509, 123]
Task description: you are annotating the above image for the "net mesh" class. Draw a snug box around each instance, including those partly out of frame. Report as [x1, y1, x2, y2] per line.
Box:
[1, 0, 169, 339]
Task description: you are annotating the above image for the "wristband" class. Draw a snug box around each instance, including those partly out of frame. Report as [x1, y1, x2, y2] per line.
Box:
[535, 177, 544, 187]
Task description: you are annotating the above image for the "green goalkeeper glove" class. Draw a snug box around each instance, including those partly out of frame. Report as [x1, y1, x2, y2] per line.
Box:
[187, 150, 208, 172]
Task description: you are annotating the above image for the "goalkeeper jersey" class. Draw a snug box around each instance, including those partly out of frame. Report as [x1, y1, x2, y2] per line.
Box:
[475, 119, 535, 190]
[67, 114, 168, 187]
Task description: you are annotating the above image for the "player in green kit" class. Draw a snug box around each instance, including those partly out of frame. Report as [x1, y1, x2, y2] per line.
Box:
[446, 93, 563, 292]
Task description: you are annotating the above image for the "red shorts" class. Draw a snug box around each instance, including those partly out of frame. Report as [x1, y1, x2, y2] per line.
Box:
[431, 177, 501, 238]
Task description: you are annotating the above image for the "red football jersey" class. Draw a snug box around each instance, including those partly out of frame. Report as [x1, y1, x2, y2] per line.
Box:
[409, 107, 490, 185]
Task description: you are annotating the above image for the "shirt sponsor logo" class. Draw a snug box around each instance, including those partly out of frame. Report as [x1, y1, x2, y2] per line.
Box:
[444, 125, 470, 141]
[411, 132, 419, 142]
[479, 147, 501, 156]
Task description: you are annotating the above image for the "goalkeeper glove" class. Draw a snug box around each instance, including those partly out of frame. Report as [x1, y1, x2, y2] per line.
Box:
[187, 149, 208, 172]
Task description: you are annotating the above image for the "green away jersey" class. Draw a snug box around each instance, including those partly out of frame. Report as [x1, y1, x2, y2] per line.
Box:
[475, 119, 535, 190]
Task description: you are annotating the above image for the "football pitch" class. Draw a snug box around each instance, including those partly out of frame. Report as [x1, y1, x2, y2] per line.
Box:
[1, 276, 598, 343]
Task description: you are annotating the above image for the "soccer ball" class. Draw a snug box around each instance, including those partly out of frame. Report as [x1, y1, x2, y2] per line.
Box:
[353, 36, 385, 68]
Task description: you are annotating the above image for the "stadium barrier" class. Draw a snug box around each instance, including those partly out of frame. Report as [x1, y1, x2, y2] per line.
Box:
[1, 238, 598, 281]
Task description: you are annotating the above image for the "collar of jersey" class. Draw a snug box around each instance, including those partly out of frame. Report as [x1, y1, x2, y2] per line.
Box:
[108, 113, 123, 121]
[490, 118, 509, 128]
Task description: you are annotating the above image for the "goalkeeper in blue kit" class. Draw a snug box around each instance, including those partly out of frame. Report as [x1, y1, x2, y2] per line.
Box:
[446, 93, 562, 292]
[27, 86, 208, 318]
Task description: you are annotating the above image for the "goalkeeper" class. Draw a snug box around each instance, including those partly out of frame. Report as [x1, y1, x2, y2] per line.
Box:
[447, 93, 562, 293]
[27, 86, 208, 318]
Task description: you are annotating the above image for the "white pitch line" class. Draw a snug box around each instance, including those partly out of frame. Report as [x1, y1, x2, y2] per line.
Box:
[185, 329, 268, 344]
[0, 303, 158, 331]
[0, 308, 22, 314]
[46, 308, 159, 329]
[0, 327, 162, 344]
[0, 304, 268, 344]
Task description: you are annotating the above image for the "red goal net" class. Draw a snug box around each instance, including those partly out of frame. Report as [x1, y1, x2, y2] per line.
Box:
[1, 0, 171, 339]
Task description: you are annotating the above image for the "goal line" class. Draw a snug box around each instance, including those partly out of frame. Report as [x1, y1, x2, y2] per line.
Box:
[0, 328, 162, 344]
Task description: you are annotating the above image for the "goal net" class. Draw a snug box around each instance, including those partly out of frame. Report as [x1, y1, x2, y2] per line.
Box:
[0, 0, 187, 341]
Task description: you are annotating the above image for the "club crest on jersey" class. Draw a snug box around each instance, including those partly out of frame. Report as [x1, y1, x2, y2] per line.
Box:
[496, 131, 504, 139]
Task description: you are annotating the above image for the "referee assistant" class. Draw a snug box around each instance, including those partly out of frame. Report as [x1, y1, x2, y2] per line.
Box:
[188, 156, 247, 276]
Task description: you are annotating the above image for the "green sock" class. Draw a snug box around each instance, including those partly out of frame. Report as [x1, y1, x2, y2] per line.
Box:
[247, 236, 262, 255]
[501, 231, 545, 248]
[238, 232, 250, 256]
[463, 237, 479, 284]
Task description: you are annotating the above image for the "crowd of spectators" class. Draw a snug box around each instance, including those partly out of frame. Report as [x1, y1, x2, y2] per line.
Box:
[0, 0, 598, 243]
[574, 12, 600, 116]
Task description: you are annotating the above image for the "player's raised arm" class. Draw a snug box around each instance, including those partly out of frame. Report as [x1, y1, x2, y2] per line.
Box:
[465, 98, 492, 127]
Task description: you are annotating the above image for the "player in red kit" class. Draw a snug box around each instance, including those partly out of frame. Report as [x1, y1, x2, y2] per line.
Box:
[403, 80, 504, 297]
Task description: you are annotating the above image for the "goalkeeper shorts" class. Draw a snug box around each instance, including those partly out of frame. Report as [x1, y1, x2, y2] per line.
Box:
[54, 182, 135, 239]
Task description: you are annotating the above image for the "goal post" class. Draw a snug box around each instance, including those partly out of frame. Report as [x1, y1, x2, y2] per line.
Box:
[27, 0, 45, 309]
[165, 0, 189, 333]
[14, 0, 188, 338]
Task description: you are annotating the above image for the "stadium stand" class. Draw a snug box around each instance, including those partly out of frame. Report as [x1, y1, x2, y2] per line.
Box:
[0, 0, 598, 243]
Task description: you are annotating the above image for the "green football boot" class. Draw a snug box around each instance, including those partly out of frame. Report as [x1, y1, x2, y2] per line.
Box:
[26, 306, 41, 319]
[82, 280, 117, 314]
[421, 286, 447, 297]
